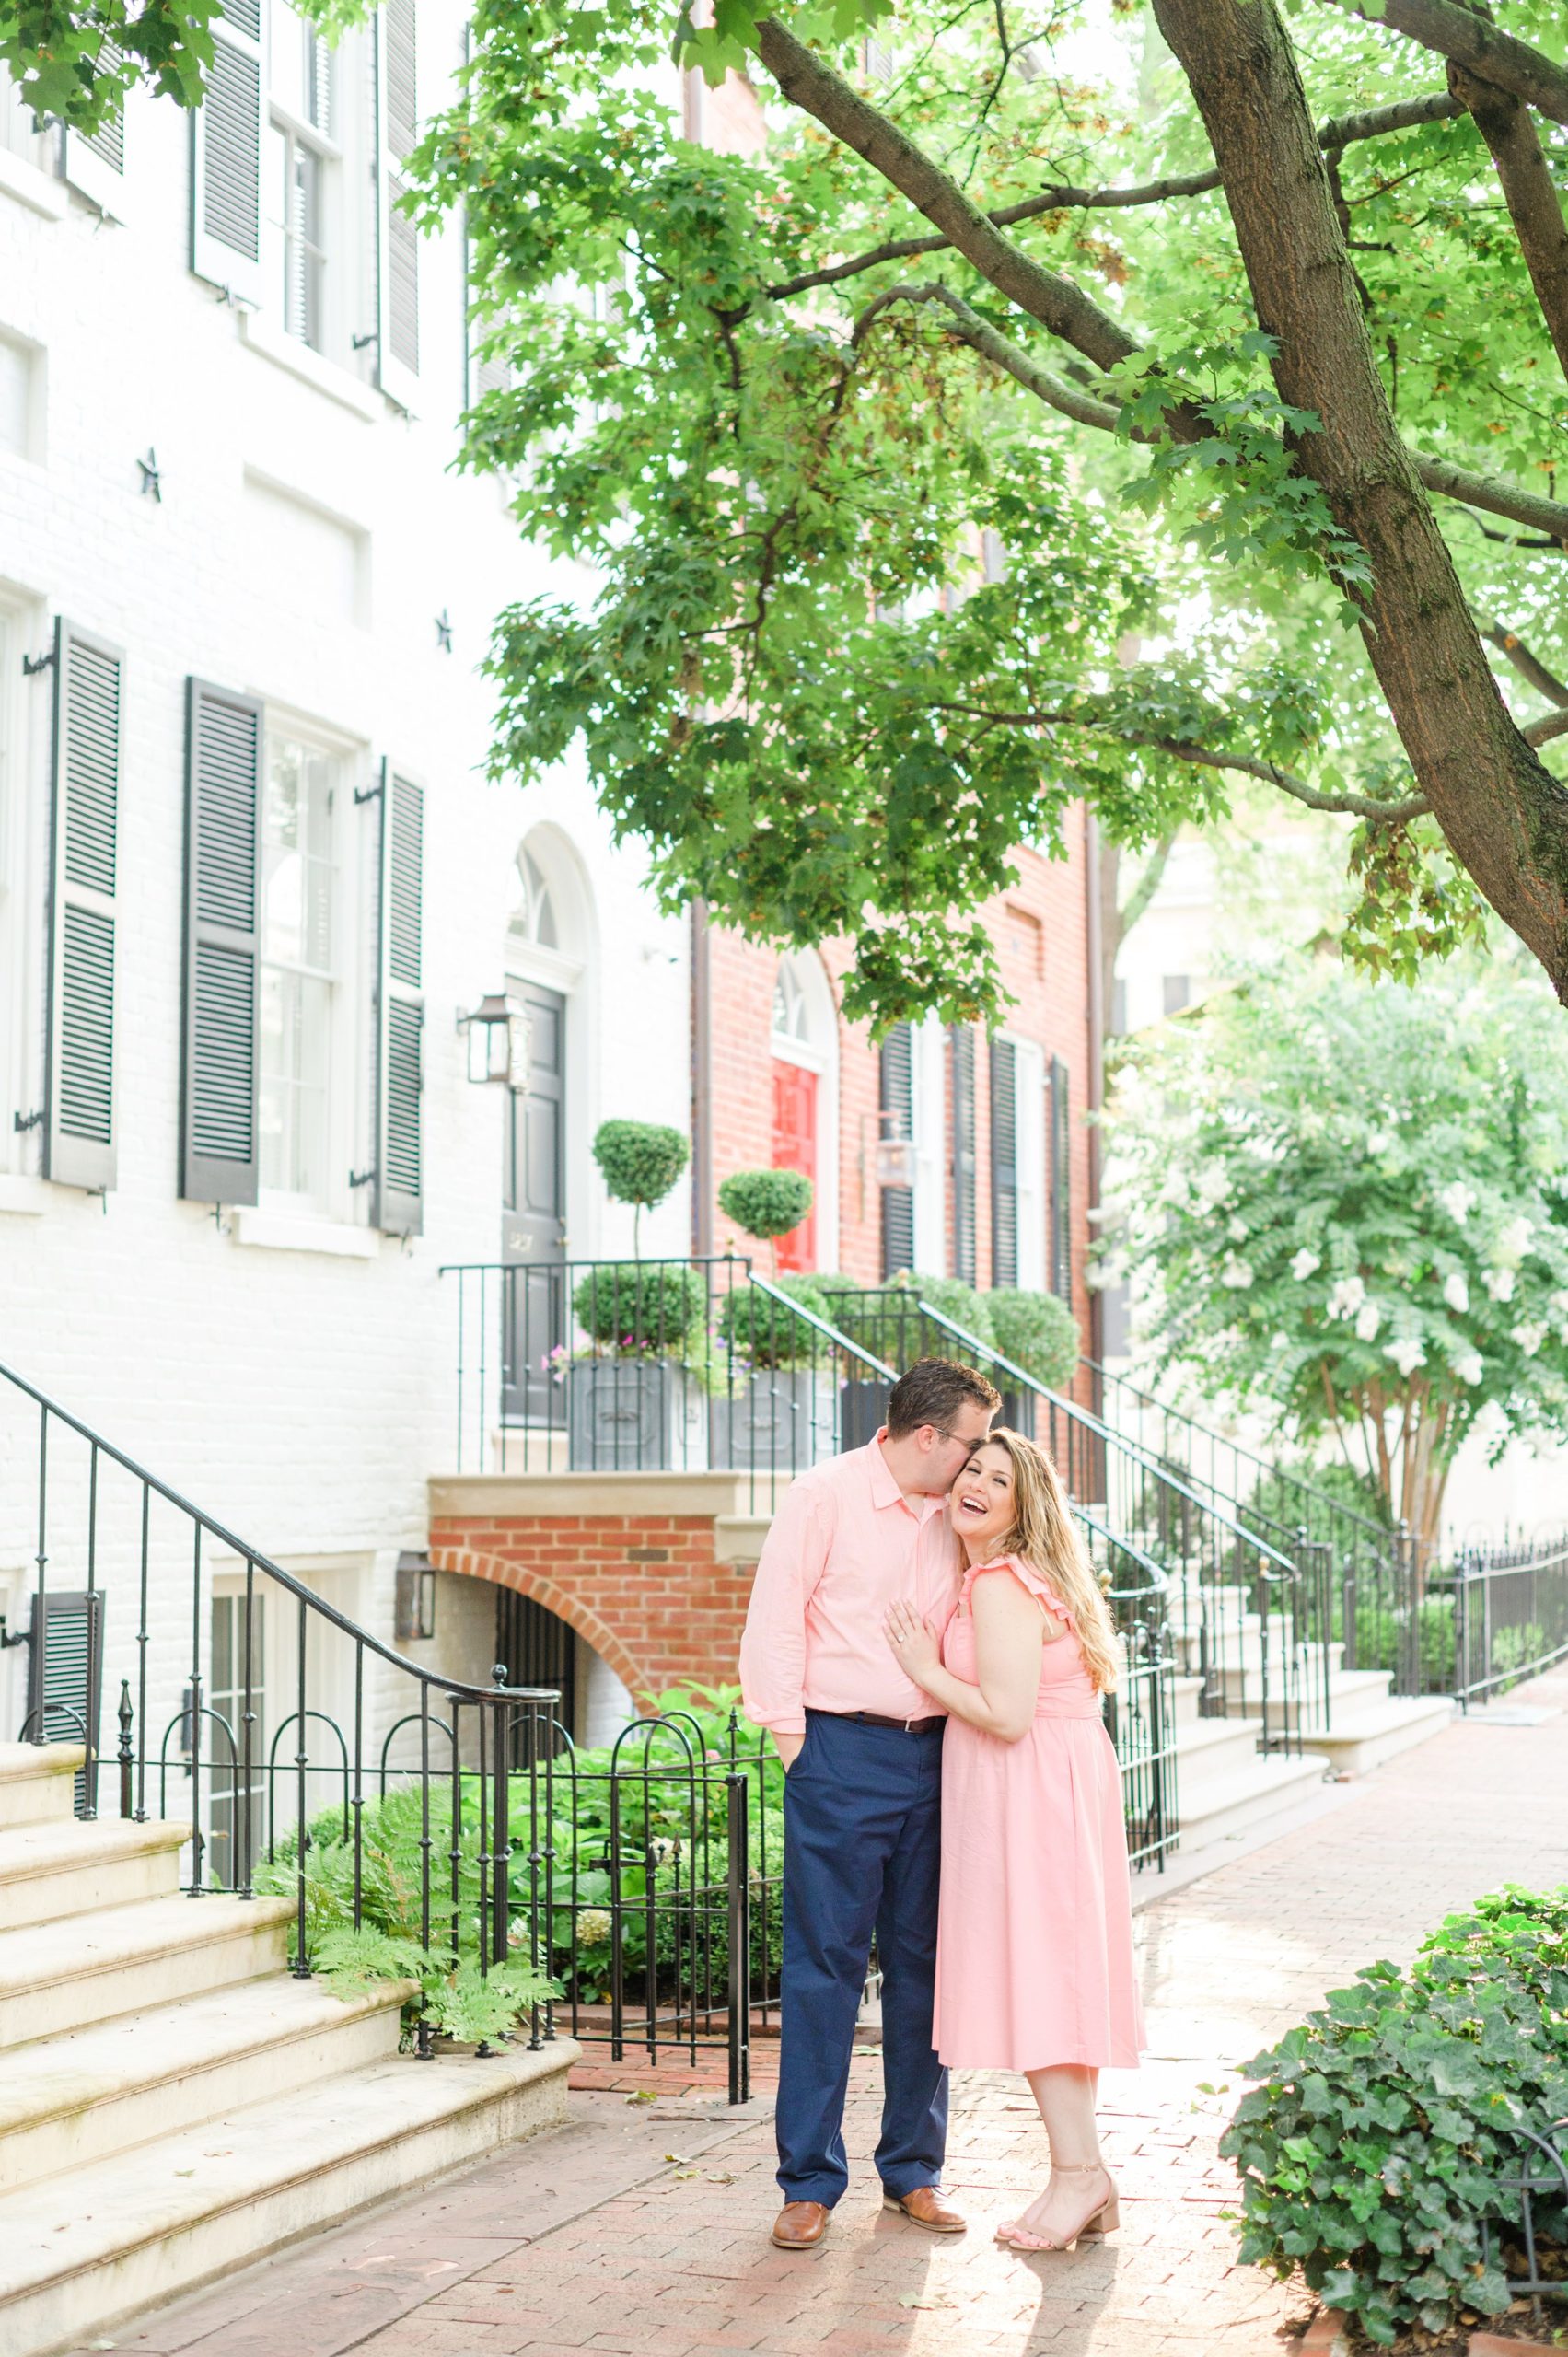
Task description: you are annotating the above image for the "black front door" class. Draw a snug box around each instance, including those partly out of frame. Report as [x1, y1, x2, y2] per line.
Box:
[502, 981, 567, 1422]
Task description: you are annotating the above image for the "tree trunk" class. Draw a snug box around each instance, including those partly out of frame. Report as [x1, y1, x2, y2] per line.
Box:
[1449, 60, 1568, 388]
[1150, 0, 1568, 1004]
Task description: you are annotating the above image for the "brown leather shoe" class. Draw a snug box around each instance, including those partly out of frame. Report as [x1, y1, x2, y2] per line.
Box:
[884, 2185, 967, 2234]
[772, 2200, 830, 2249]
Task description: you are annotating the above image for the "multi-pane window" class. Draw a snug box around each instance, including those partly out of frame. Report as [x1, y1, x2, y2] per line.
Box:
[260, 734, 336, 1205]
[0, 82, 52, 169]
[209, 1589, 266, 1891]
[267, 1, 336, 349]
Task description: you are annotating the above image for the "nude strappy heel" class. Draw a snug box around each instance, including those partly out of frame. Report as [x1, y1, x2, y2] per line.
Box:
[994, 2161, 1119, 2251]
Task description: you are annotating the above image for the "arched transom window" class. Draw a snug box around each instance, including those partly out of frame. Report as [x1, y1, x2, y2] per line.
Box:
[517, 847, 559, 949]
[772, 961, 810, 1045]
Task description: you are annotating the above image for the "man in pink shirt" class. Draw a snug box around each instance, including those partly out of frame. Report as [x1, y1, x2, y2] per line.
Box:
[740, 1357, 1001, 2250]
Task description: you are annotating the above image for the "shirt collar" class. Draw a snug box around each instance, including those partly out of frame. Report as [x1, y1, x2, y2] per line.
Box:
[867, 1434, 943, 1522]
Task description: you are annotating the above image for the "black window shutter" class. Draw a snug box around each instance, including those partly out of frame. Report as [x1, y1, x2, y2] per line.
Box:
[1050, 1054, 1073, 1302]
[990, 1037, 1018, 1288]
[949, 1025, 976, 1285]
[879, 1021, 914, 1279]
[181, 680, 262, 1205]
[373, 761, 424, 1236]
[376, 0, 421, 411]
[190, 0, 266, 305]
[43, 621, 122, 1194]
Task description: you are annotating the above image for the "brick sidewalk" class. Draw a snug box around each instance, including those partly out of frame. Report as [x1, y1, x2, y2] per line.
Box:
[81, 1666, 1568, 2357]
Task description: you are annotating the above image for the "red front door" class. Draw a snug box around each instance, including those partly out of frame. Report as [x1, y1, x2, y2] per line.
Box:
[771, 1059, 818, 1271]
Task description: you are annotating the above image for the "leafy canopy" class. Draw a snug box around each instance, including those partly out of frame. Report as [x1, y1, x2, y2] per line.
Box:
[1095, 955, 1568, 1543]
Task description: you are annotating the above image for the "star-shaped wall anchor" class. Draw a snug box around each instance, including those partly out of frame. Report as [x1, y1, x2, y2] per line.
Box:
[435, 609, 454, 653]
[136, 448, 162, 502]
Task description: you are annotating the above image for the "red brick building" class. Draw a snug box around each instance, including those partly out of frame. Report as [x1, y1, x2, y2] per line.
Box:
[694, 819, 1098, 1354]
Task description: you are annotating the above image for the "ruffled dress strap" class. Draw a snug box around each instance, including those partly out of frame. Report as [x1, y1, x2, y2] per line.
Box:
[961, 1551, 1072, 1626]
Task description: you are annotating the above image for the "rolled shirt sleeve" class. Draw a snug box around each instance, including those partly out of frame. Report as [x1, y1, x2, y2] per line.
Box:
[739, 1474, 831, 1736]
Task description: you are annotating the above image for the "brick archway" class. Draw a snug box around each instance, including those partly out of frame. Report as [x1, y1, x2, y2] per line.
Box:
[428, 1545, 650, 1697]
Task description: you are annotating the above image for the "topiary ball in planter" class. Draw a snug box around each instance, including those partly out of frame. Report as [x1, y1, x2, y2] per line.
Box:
[717, 1273, 830, 1370]
[904, 1272, 995, 1353]
[573, 1261, 706, 1352]
[988, 1289, 1079, 1391]
[719, 1167, 814, 1267]
[592, 1120, 690, 1253]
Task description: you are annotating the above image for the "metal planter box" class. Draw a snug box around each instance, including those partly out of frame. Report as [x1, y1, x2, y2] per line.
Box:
[710, 1370, 838, 1475]
[838, 1377, 888, 1454]
[566, 1359, 707, 1472]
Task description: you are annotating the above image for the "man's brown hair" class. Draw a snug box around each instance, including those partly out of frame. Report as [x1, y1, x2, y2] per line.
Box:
[885, 1356, 1001, 1439]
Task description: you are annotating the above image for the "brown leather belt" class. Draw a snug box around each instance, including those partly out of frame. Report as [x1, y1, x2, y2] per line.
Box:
[813, 1709, 944, 1734]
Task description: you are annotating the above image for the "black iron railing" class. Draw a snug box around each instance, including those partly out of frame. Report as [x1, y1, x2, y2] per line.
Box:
[0, 1358, 573, 2061]
[1480, 2117, 1568, 2330]
[440, 1257, 897, 1508]
[1439, 1531, 1568, 1709]
[828, 1289, 1309, 1752]
[1086, 1353, 1425, 1699]
[1077, 1508, 1178, 1872]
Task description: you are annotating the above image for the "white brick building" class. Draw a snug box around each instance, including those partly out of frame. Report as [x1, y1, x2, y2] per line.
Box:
[0, 4, 691, 1759]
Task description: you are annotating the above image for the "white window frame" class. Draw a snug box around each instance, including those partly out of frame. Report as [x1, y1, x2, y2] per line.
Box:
[1010, 1034, 1047, 1292]
[261, 0, 369, 375]
[911, 1014, 946, 1275]
[256, 709, 367, 1225]
[768, 952, 840, 1273]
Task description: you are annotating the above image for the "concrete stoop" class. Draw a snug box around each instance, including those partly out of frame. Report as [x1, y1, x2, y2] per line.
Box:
[0, 1742, 575, 2357]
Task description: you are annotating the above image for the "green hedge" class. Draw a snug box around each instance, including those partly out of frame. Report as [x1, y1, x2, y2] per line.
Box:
[1221, 1886, 1568, 2344]
[717, 1274, 830, 1369]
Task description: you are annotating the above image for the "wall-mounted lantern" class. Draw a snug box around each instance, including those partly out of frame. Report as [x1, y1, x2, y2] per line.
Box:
[395, 1552, 438, 1643]
[458, 992, 527, 1086]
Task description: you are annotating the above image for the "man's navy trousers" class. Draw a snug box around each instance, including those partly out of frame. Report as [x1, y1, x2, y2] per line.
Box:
[774, 1707, 948, 2208]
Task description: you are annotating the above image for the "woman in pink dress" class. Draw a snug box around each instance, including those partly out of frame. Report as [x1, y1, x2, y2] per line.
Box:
[884, 1427, 1144, 2252]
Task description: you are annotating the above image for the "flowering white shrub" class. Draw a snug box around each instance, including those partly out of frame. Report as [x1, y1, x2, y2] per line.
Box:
[1094, 961, 1568, 1556]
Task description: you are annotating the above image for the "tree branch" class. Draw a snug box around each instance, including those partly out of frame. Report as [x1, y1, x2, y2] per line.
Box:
[1485, 625, 1568, 708]
[1315, 0, 1568, 125]
[752, 14, 1146, 378]
[1118, 832, 1181, 935]
[867, 282, 1568, 548]
[1448, 59, 1568, 385]
[918, 696, 1433, 819]
[1524, 710, 1568, 749]
[763, 93, 1462, 305]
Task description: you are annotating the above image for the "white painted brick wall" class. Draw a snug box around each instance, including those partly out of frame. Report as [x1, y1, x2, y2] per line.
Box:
[0, 7, 689, 1764]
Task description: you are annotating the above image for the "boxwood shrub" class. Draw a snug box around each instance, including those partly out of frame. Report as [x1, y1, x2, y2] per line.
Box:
[717, 1273, 830, 1369]
[573, 1260, 707, 1351]
[1221, 1886, 1568, 2346]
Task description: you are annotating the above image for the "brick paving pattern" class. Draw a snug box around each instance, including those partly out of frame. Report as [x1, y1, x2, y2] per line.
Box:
[82, 1666, 1568, 2357]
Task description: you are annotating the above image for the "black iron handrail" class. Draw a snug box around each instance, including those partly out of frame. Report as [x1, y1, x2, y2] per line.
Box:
[747, 1272, 897, 1381]
[0, 1354, 563, 2060]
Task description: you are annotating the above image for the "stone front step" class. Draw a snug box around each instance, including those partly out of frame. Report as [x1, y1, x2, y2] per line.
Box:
[0, 1818, 189, 1932]
[1174, 1713, 1273, 1792]
[0, 1893, 296, 2051]
[0, 2037, 575, 2357]
[1173, 1745, 1327, 1854]
[0, 1974, 412, 2194]
[1296, 1693, 1455, 1778]
[0, 1747, 86, 1833]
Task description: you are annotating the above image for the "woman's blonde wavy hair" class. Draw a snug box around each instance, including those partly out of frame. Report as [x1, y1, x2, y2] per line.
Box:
[972, 1427, 1120, 1694]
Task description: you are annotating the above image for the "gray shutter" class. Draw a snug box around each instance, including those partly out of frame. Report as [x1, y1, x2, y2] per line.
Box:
[62, 50, 128, 217]
[25, 1588, 105, 1759]
[990, 1038, 1018, 1288]
[373, 761, 424, 1235]
[376, 0, 421, 411]
[1050, 1054, 1072, 1302]
[181, 680, 262, 1205]
[949, 1026, 976, 1285]
[43, 621, 122, 1193]
[879, 1022, 914, 1279]
[191, 0, 266, 305]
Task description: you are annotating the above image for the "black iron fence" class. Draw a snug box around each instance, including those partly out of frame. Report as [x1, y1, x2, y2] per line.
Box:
[3, 1351, 1184, 2126]
[440, 1257, 897, 1508]
[1086, 1354, 1427, 1701]
[1439, 1531, 1568, 1709]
